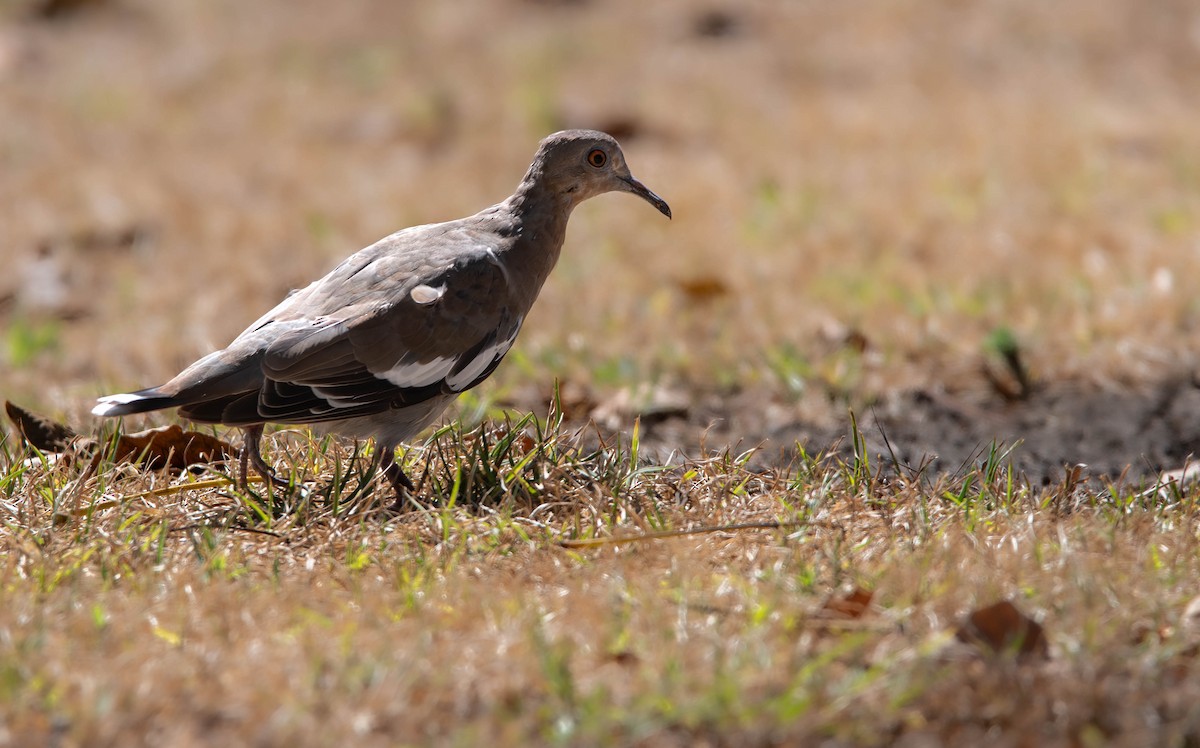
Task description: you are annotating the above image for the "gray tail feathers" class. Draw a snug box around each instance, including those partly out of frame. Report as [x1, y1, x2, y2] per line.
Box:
[92, 388, 180, 417]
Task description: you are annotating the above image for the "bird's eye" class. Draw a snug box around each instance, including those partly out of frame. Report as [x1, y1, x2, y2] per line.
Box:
[586, 148, 607, 168]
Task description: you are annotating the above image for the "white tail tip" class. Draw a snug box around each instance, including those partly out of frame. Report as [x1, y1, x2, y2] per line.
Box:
[92, 393, 143, 417]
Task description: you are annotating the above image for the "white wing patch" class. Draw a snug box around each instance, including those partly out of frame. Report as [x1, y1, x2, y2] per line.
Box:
[410, 284, 445, 305]
[445, 328, 520, 391]
[380, 356, 457, 388]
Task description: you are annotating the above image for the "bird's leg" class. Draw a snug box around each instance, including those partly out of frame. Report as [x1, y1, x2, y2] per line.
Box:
[240, 424, 290, 490]
[238, 433, 251, 488]
[378, 445, 415, 511]
[329, 443, 413, 510]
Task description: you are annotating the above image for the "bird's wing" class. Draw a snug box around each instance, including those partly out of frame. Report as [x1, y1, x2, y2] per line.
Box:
[249, 246, 523, 424]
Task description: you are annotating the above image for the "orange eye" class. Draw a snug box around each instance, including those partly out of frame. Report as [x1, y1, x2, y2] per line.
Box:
[587, 148, 607, 168]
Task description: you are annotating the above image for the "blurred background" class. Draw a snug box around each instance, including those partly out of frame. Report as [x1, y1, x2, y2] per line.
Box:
[2, 0, 1199, 473]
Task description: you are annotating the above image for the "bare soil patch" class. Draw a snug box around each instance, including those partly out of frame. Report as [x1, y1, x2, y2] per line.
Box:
[571, 372, 1200, 486]
[855, 376, 1200, 485]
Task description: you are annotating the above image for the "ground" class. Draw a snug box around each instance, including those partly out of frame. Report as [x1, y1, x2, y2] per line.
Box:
[3, 0, 1200, 745]
[617, 373, 1200, 486]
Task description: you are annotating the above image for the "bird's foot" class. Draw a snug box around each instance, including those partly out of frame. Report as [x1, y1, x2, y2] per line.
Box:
[380, 449, 417, 514]
[238, 425, 293, 492]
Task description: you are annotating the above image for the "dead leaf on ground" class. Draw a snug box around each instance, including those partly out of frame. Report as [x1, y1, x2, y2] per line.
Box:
[592, 116, 644, 142]
[674, 275, 730, 305]
[6, 400, 235, 474]
[31, 0, 114, 20]
[5, 400, 78, 451]
[842, 328, 870, 354]
[955, 599, 1049, 660]
[819, 587, 875, 620]
[107, 424, 235, 473]
[692, 9, 741, 39]
[608, 650, 639, 666]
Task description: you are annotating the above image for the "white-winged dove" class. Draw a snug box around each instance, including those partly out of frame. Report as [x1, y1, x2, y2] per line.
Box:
[92, 130, 671, 503]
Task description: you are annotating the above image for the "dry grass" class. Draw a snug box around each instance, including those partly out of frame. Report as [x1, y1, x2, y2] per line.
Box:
[3, 0, 1200, 744]
[6, 419, 1200, 745]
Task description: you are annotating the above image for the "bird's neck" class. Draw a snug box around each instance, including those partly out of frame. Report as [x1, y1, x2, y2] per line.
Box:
[509, 167, 577, 224]
[501, 174, 575, 274]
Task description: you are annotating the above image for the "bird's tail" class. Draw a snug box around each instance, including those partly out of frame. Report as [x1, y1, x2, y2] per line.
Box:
[92, 388, 181, 417]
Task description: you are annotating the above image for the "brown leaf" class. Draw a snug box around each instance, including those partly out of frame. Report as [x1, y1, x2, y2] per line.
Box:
[6, 401, 234, 475]
[820, 587, 874, 620]
[32, 0, 112, 20]
[109, 424, 235, 473]
[608, 650, 639, 666]
[693, 9, 740, 39]
[5, 400, 78, 452]
[674, 275, 730, 304]
[592, 116, 643, 142]
[843, 328, 870, 354]
[956, 600, 1048, 660]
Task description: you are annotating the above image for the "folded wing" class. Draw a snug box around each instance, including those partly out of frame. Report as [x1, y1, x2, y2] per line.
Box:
[177, 248, 522, 425]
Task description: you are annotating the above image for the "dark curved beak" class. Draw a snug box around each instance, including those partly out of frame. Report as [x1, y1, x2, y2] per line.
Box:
[620, 175, 672, 219]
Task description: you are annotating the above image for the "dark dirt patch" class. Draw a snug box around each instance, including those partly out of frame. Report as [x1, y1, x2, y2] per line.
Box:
[572, 373, 1200, 488]
[839, 377, 1200, 486]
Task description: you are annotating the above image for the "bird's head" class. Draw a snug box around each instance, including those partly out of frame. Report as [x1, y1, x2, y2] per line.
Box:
[530, 130, 671, 219]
